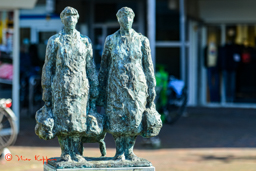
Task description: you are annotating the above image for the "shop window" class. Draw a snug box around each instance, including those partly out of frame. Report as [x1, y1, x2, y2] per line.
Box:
[94, 3, 117, 23]
[94, 28, 103, 69]
[107, 27, 119, 35]
[37, 31, 57, 62]
[207, 26, 221, 46]
[93, 27, 120, 69]
[94, 2, 138, 24]
[20, 28, 30, 46]
[204, 26, 221, 103]
[205, 25, 256, 104]
[0, 10, 14, 99]
[156, 0, 180, 41]
[232, 25, 256, 103]
[156, 47, 180, 79]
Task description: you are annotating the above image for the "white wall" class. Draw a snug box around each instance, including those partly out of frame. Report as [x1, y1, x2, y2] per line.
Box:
[199, 0, 256, 23]
[20, 5, 47, 15]
[0, 0, 37, 9]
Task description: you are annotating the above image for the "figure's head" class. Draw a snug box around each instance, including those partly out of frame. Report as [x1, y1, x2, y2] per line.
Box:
[60, 6, 79, 29]
[116, 7, 135, 30]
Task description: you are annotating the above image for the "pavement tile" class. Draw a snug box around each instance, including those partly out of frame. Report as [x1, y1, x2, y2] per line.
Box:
[1, 107, 256, 170]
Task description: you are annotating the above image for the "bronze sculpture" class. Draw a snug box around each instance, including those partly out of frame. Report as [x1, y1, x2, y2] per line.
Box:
[36, 6, 161, 170]
[35, 7, 105, 162]
[98, 7, 161, 161]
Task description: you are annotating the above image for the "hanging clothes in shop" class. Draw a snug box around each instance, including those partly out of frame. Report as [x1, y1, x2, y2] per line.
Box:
[220, 43, 242, 102]
[204, 42, 221, 102]
[241, 47, 251, 64]
[236, 45, 256, 102]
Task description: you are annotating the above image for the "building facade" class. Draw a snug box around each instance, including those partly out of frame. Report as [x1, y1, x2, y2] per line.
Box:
[2, 0, 256, 130]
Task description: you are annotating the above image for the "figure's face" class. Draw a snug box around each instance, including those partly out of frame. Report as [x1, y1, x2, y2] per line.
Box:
[62, 14, 78, 29]
[118, 14, 134, 30]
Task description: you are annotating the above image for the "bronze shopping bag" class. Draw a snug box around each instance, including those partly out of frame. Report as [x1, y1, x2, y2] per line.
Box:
[141, 106, 162, 138]
[35, 105, 56, 140]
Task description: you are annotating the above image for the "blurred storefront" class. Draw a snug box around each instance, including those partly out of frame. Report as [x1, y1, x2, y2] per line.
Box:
[6, 0, 255, 129]
[197, 0, 256, 108]
[145, 0, 256, 108]
[18, 0, 149, 119]
[0, 0, 37, 131]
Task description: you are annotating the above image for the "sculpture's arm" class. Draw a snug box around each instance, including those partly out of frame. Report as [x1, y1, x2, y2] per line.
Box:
[142, 37, 156, 108]
[42, 36, 57, 107]
[86, 38, 99, 110]
[97, 36, 111, 106]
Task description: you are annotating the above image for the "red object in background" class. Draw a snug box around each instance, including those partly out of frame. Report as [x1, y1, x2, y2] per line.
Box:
[5, 102, 12, 108]
[242, 52, 251, 63]
[0, 63, 13, 80]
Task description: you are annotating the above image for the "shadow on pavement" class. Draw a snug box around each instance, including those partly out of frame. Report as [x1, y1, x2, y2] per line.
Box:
[14, 107, 256, 149]
[197, 155, 256, 163]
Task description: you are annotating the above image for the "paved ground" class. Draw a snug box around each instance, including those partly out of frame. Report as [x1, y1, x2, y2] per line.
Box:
[1, 107, 256, 170]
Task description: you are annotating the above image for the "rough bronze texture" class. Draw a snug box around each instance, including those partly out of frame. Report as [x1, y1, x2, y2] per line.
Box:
[97, 7, 162, 162]
[36, 6, 162, 168]
[35, 6, 106, 162]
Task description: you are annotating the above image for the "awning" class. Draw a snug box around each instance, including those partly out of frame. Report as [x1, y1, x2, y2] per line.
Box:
[0, 0, 37, 9]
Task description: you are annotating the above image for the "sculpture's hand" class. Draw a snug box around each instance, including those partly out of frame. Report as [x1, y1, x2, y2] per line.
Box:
[147, 87, 156, 108]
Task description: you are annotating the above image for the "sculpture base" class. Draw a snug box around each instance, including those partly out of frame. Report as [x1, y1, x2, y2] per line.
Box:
[45, 157, 153, 171]
[44, 164, 155, 171]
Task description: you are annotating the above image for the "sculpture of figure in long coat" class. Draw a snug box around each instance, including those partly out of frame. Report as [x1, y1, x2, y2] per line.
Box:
[41, 7, 98, 162]
[98, 7, 156, 161]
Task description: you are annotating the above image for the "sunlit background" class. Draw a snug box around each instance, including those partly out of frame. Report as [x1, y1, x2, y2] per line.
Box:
[0, 0, 256, 170]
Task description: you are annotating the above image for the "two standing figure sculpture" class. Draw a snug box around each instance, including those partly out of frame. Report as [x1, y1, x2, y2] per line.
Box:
[35, 6, 162, 163]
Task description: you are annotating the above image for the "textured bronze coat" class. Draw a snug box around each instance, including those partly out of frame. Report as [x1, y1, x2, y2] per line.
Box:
[42, 29, 98, 136]
[98, 29, 156, 136]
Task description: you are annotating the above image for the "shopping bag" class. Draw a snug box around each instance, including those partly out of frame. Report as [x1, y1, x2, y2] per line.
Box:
[141, 106, 162, 138]
[86, 108, 105, 138]
[35, 105, 56, 140]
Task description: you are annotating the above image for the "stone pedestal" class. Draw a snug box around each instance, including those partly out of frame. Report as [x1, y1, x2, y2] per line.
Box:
[44, 164, 155, 171]
[44, 157, 155, 171]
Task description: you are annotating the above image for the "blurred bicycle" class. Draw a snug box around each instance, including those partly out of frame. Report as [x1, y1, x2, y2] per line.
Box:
[162, 76, 188, 124]
[0, 99, 17, 150]
[156, 76, 187, 125]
